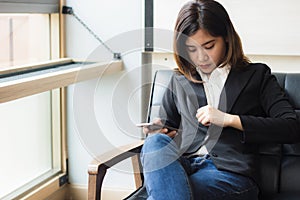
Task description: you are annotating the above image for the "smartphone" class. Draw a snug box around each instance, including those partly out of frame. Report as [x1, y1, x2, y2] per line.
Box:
[136, 122, 179, 131]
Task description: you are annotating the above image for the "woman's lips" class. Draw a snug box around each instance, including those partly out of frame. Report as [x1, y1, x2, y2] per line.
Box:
[198, 64, 211, 69]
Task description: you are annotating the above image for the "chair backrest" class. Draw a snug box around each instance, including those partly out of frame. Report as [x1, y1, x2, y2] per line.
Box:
[147, 70, 174, 122]
[147, 70, 300, 197]
[273, 73, 300, 194]
[258, 73, 300, 194]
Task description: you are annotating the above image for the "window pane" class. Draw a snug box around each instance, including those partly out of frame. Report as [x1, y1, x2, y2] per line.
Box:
[0, 14, 50, 69]
[0, 92, 52, 198]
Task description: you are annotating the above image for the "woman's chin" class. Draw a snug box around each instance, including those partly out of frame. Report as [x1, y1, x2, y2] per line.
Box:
[200, 64, 218, 74]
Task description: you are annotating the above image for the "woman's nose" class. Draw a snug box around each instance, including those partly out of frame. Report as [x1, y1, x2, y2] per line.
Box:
[197, 48, 209, 62]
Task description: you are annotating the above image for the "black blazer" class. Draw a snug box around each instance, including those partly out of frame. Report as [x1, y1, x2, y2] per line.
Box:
[159, 63, 300, 182]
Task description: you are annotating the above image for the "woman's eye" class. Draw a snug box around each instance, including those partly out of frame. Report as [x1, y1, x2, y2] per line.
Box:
[187, 47, 197, 52]
[204, 44, 214, 50]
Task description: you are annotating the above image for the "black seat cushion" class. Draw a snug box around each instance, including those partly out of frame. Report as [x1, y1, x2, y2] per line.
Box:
[124, 186, 147, 200]
[265, 192, 300, 200]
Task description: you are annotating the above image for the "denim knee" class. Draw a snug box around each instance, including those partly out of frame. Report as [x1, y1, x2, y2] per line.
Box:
[142, 133, 173, 152]
[141, 133, 180, 172]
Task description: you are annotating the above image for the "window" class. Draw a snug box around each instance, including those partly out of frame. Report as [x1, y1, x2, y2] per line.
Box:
[0, 91, 61, 199]
[0, 12, 65, 199]
[0, 14, 50, 69]
[0, 1, 122, 198]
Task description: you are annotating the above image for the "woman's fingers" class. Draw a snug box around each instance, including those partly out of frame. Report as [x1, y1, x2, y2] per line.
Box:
[196, 106, 211, 126]
[142, 119, 177, 138]
[142, 118, 163, 134]
[196, 105, 227, 127]
[166, 130, 177, 138]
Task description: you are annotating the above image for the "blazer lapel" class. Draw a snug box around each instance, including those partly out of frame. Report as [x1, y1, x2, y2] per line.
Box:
[175, 74, 207, 112]
[219, 67, 256, 112]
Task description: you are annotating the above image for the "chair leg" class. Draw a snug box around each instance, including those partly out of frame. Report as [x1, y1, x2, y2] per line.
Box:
[131, 154, 143, 189]
[88, 174, 97, 200]
[88, 167, 107, 200]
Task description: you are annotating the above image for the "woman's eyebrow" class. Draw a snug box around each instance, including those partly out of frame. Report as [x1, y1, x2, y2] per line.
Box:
[186, 44, 196, 47]
[186, 39, 215, 46]
[201, 39, 215, 46]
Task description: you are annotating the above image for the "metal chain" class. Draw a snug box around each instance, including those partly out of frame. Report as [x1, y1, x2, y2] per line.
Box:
[62, 6, 121, 59]
[71, 13, 115, 55]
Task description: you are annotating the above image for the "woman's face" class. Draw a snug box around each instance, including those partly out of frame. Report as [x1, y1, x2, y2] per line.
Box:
[185, 29, 227, 74]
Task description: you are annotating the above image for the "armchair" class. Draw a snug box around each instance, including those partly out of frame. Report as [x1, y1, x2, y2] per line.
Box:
[88, 70, 300, 200]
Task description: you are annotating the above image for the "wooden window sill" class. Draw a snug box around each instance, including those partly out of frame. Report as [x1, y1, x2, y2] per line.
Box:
[0, 58, 123, 103]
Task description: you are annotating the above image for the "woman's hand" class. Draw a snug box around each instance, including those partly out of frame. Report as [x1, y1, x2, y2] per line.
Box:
[143, 118, 177, 138]
[196, 105, 243, 130]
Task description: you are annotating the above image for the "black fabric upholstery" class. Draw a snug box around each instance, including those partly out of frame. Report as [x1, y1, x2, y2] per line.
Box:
[284, 74, 300, 109]
[257, 152, 281, 196]
[124, 186, 147, 200]
[124, 71, 300, 200]
[147, 70, 174, 122]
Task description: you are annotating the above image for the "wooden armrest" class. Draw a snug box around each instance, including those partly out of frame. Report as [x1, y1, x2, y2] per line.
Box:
[88, 140, 144, 174]
[88, 140, 144, 200]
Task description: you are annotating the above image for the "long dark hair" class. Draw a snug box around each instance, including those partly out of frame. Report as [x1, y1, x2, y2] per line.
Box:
[173, 0, 250, 82]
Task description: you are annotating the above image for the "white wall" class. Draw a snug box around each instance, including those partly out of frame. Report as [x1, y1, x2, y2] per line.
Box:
[219, 0, 300, 56]
[154, 0, 300, 56]
[153, 0, 300, 71]
[65, 0, 144, 193]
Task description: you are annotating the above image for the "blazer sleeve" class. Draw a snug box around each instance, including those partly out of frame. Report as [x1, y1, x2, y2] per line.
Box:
[240, 65, 300, 144]
[159, 75, 181, 129]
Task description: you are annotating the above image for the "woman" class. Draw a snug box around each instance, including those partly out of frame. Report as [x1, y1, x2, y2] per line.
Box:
[140, 0, 300, 200]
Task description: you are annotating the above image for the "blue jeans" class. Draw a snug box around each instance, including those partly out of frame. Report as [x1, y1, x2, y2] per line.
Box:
[140, 133, 259, 200]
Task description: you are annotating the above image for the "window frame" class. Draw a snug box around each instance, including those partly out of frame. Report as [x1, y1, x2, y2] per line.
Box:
[0, 8, 66, 199]
[0, 1, 123, 198]
[0, 0, 59, 14]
